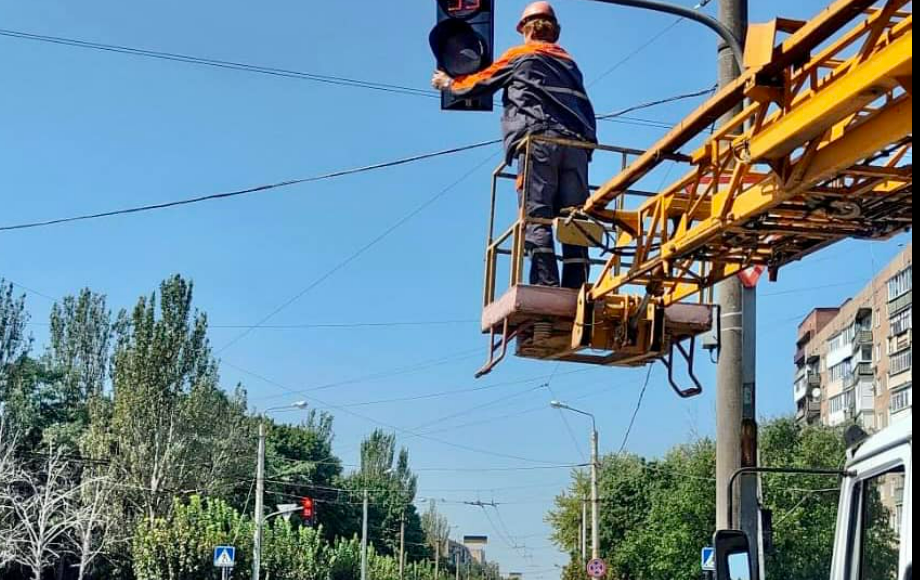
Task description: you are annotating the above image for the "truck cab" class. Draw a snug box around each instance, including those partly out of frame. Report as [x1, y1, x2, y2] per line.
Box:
[716, 421, 912, 580]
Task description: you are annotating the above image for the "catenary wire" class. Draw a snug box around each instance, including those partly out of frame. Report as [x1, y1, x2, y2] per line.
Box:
[0, 28, 438, 99]
[214, 150, 500, 354]
[0, 141, 497, 234]
[618, 365, 654, 454]
[0, 88, 711, 235]
[0, 28, 681, 131]
[224, 359, 576, 465]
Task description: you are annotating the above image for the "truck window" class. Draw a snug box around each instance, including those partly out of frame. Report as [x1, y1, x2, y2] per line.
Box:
[856, 469, 905, 580]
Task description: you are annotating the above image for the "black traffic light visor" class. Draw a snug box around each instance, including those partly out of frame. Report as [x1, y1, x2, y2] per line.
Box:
[429, 19, 489, 77]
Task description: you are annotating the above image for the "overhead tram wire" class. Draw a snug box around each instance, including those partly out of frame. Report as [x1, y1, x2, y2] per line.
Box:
[0, 27, 679, 131]
[0, 29, 437, 99]
[617, 365, 654, 455]
[0, 88, 711, 235]
[588, 0, 716, 87]
[223, 359, 576, 466]
[0, 141, 497, 234]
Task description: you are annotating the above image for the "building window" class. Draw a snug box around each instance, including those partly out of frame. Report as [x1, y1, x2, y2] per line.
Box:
[828, 326, 857, 353]
[830, 390, 855, 414]
[888, 266, 912, 301]
[829, 359, 853, 383]
[890, 348, 912, 376]
[890, 386, 912, 413]
[890, 307, 913, 336]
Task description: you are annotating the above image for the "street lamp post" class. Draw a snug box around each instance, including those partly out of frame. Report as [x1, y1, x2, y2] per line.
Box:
[253, 401, 309, 580]
[551, 401, 600, 561]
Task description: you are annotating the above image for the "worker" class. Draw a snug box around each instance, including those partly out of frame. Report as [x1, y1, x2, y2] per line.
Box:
[432, 1, 598, 289]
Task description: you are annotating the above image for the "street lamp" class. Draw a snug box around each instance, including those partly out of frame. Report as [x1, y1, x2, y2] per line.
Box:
[550, 401, 600, 562]
[253, 401, 309, 580]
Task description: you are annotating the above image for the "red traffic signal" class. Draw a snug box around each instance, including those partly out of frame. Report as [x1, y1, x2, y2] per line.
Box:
[301, 497, 315, 519]
[430, 0, 494, 111]
[438, 0, 485, 19]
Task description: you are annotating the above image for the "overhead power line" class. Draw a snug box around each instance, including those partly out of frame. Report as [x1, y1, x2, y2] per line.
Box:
[0, 28, 437, 99]
[0, 87, 711, 236]
[213, 151, 499, 354]
[0, 140, 497, 234]
[618, 365, 654, 455]
[597, 87, 716, 121]
[0, 28, 679, 130]
[225, 359, 574, 466]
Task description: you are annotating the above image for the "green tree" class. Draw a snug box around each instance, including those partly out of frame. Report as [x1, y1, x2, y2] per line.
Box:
[548, 418, 864, 580]
[342, 430, 427, 560]
[0, 280, 30, 388]
[99, 275, 253, 519]
[265, 410, 350, 541]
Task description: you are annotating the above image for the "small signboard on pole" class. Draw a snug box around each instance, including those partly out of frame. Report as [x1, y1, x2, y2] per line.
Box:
[214, 546, 236, 579]
[702, 546, 716, 572]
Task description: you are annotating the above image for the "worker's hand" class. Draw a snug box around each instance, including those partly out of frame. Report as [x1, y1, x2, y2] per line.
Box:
[431, 70, 453, 91]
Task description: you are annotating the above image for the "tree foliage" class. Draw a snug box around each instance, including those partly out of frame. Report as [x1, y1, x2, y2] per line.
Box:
[548, 418, 900, 580]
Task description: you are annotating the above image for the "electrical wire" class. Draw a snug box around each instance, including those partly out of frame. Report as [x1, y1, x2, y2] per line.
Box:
[588, 0, 715, 88]
[0, 87, 711, 236]
[214, 150, 500, 354]
[0, 28, 438, 99]
[597, 86, 716, 121]
[617, 365, 654, 455]
[0, 140, 497, 234]
[0, 27, 683, 133]
[545, 364, 589, 463]
[223, 359, 575, 465]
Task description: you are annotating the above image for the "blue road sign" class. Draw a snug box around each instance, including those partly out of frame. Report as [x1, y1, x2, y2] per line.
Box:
[702, 547, 716, 571]
[214, 546, 236, 568]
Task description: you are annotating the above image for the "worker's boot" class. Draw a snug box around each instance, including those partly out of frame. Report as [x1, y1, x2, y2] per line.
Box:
[561, 245, 590, 289]
[530, 247, 560, 286]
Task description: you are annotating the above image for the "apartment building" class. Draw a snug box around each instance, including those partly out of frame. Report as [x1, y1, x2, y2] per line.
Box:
[793, 244, 913, 430]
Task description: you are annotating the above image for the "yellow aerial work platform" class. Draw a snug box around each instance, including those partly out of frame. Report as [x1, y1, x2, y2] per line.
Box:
[478, 0, 912, 394]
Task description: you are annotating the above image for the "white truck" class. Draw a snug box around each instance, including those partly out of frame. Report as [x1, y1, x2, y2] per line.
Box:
[715, 421, 912, 580]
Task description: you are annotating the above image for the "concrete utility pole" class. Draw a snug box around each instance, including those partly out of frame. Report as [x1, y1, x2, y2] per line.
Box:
[253, 402, 308, 580]
[715, 0, 761, 575]
[361, 490, 369, 580]
[253, 421, 267, 580]
[435, 539, 441, 579]
[590, 428, 600, 560]
[400, 515, 406, 580]
[581, 497, 587, 563]
[550, 401, 600, 560]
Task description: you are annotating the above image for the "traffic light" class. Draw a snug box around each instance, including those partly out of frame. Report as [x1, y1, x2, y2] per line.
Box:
[301, 497, 315, 525]
[429, 0, 494, 112]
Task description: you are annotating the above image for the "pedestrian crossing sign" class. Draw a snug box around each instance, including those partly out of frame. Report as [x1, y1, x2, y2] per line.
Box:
[702, 547, 716, 571]
[214, 546, 236, 568]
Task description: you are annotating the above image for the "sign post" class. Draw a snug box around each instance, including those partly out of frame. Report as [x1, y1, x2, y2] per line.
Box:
[214, 546, 236, 580]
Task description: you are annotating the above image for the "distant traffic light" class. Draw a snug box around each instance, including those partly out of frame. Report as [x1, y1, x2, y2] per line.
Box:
[301, 497, 315, 525]
[429, 0, 494, 112]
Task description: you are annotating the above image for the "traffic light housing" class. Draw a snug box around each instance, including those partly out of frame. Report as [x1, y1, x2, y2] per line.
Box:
[301, 497, 315, 525]
[429, 0, 494, 112]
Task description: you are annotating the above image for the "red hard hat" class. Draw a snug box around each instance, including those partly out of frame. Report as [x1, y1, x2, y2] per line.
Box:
[517, 1, 558, 33]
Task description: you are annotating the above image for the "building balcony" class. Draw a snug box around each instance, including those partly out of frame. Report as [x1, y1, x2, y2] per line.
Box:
[853, 330, 874, 349]
[855, 383, 876, 414]
[889, 290, 913, 315]
[796, 399, 822, 424]
[846, 364, 874, 388]
[794, 380, 809, 403]
[808, 373, 822, 388]
[795, 347, 806, 366]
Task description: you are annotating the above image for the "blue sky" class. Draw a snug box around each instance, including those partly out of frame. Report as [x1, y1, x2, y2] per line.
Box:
[0, 0, 912, 577]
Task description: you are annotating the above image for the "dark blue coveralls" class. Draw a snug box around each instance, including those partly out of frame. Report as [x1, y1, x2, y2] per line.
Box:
[449, 41, 598, 288]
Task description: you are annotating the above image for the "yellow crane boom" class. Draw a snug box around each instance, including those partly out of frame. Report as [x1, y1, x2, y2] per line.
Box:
[478, 0, 912, 392]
